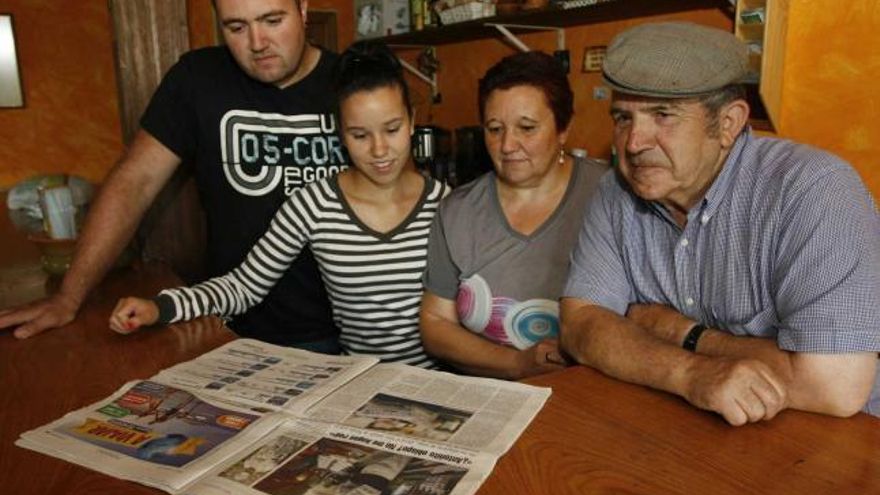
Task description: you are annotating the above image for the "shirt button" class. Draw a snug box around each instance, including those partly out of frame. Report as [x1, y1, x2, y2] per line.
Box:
[680, 238, 689, 247]
[685, 297, 695, 306]
[701, 214, 710, 225]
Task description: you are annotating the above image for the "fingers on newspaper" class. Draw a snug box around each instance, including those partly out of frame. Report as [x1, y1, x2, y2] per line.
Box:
[16, 339, 551, 495]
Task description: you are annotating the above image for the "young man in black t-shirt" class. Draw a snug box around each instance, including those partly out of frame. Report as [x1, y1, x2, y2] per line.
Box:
[0, 0, 344, 351]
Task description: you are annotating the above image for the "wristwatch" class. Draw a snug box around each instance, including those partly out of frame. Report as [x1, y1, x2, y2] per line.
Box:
[682, 324, 708, 352]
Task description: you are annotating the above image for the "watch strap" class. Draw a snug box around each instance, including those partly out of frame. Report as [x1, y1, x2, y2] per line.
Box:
[682, 324, 708, 352]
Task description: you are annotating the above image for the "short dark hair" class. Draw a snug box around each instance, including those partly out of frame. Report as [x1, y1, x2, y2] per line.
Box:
[697, 83, 747, 136]
[478, 51, 573, 132]
[211, 0, 301, 12]
[333, 40, 412, 119]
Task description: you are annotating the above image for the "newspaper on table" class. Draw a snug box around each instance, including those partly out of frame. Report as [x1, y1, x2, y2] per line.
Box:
[17, 339, 551, 495]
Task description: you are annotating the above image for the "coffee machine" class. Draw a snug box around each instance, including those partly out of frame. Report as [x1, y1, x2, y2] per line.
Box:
[453, 126, 493, 187]
[412, 125, 493, 187]
[412, 126, 452, 183]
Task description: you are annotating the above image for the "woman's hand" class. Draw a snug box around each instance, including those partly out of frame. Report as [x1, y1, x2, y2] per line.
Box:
[109, 297, 159, 334]
[421, 292, 569, 380]
[515, 338, 569, 379]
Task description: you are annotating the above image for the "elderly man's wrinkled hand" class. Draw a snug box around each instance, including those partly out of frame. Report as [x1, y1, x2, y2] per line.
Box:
[0, 294, 80, 339]
[683, 356, 789, 426]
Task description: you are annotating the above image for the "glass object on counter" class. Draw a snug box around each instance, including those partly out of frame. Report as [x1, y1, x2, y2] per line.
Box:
[26, 234, 77, 276]
[7, 174, 134, 275]
[6, 175, 93, 235]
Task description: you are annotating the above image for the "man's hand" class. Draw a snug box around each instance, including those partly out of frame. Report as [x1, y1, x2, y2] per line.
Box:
[0, 293, 80, 339]
[626, 304, 791, 424]
[682, 356, 789, 426]
[109, 297, 160, 334]
[514, 338, 568, 379]
[626, 303, 694, 344]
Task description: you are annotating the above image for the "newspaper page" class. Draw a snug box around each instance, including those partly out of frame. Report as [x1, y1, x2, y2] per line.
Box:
[16, 380, 284, 494]
[17, 342, 550, 495]
[153, 339, 379, 415]
[185, 419, 495, 495]
[301, 364, 551, 457]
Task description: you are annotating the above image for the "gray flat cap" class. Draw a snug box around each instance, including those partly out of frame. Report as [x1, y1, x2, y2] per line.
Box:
[603, 22, 749, 98]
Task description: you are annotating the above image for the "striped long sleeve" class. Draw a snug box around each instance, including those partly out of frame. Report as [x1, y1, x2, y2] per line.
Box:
[156, 176, 447, 368]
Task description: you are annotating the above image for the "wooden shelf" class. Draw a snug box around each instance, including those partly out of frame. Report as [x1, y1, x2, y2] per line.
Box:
[734, 0, 789, 130]
[379, 0, 732, 46]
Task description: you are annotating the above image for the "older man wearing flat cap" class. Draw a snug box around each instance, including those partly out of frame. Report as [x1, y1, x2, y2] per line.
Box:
[560, 22, 880, 426]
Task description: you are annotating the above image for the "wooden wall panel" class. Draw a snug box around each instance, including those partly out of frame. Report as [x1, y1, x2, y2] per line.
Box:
[311, 0, 354, 49]
[109, 0, 206, 283]
[109, 0, 190, 144]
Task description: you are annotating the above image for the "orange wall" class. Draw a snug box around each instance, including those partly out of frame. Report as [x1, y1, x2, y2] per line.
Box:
[0, 2, 123, 188]
[778, 0, 880, 200]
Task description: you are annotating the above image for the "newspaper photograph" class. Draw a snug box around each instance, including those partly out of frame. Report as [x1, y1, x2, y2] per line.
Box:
[303, 364, 551, 456]
[342, 393, 472, 442]
[187, 421, 492, 495]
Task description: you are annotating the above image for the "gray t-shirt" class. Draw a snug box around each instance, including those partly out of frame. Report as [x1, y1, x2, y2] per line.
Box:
[423, 156, 607, 349]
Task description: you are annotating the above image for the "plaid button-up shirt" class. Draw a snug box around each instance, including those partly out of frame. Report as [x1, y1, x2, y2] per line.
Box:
[565, 130, 880, 414]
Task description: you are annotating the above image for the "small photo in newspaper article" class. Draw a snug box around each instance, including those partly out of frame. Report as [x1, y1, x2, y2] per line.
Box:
[342, 393, 473, 442]
[228, 436, 468, 495]
[219, 434, 308, 485]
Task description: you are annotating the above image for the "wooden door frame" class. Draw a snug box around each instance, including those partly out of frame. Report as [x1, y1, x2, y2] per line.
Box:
[109, 0, 207, 283]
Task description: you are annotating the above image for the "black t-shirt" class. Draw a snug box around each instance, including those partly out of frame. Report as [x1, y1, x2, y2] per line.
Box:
[141, 46, 345, 346]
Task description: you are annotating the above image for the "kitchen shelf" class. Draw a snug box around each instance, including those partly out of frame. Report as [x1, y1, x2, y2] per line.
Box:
[378, 0, 794, 131]
[734, 0, 789, 130]
[380, 0, 731, 46]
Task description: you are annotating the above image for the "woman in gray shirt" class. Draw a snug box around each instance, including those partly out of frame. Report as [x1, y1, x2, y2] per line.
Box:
[420, 51, 606, 379]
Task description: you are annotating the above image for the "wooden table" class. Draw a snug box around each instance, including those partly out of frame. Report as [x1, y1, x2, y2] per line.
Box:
[494, 367, 880, 494]
[2, 201, 879, 495]
[0, 262, 236, 495]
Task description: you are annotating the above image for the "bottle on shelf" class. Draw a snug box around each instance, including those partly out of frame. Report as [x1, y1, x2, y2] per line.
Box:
[410, 0, 424, 30]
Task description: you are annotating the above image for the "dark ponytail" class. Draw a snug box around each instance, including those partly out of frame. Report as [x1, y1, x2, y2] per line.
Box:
[333, 40, 412, 118]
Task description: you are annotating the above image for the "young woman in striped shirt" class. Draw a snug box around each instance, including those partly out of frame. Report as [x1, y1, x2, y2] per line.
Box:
[109, 41, 447, 368]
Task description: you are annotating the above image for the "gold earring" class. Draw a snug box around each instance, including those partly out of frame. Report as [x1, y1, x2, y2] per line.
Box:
[558, 149, 565, 165]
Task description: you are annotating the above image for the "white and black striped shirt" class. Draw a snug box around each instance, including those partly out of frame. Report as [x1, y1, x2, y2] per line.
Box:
[156, 175, 448, 368]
